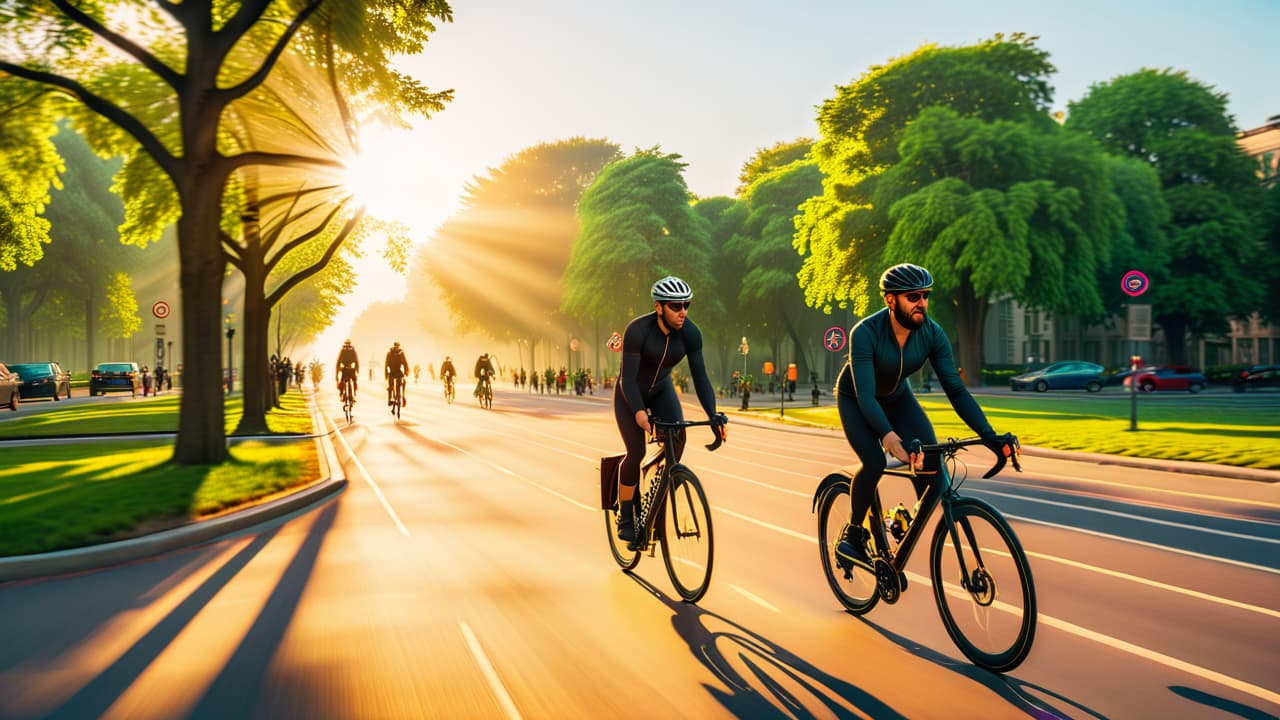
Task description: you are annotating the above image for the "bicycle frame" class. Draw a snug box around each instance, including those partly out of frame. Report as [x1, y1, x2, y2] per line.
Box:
[632, 416, 724, 552]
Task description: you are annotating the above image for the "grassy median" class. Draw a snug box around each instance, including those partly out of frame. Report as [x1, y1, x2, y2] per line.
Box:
[740, 393, 1280, 470]
[0, 391, 321, 556]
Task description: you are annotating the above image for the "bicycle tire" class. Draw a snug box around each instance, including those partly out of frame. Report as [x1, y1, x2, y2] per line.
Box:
[482, 383, 492, 409]
[929, 497, 1037, 673]
[816, 482, 880, 614]
[660, 466, 714, 603]
[605, 507, 640, 570]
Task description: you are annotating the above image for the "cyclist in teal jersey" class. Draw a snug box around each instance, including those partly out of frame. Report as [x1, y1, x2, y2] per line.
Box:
[836, 263, 1014, 568]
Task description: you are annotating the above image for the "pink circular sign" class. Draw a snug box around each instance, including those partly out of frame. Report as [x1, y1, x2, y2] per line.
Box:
[1121, 270, 1149, 297]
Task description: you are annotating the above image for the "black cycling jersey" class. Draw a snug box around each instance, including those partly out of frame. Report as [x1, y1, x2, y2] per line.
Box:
[336, 346, 359, 378]
[440, 360, 456, 378]
[385, 348, 409, 379]
[839, 307, 992, 439]
[618, 312, 717, 419]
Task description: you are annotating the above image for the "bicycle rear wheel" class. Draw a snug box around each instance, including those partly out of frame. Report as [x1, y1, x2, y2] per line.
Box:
[660, 466, 713, 602]
[816, 481, 879, 614]
[483, 383, 492, 409]
[604, 507, 640, 570]
[930, 497, 1036, 673]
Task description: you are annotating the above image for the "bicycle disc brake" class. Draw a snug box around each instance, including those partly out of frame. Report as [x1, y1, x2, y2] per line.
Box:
[964, 567, 997, 606]
[874, 558, 900, 604]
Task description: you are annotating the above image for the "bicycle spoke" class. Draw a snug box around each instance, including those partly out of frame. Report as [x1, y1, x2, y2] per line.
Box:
[816, 481, 879, 615]
[661, 467, 713, 602]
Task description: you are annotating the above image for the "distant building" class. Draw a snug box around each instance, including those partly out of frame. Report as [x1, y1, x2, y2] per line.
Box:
[978, 116, 1279, 371]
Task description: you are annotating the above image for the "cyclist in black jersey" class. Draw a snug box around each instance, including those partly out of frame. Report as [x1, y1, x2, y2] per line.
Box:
[836, 263, 1015, 568]
[336, 339, 359, 394]
[613, 276, 726, 543]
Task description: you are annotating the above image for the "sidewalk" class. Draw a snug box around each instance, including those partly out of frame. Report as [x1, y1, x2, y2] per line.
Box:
[0, 395, 347, 585]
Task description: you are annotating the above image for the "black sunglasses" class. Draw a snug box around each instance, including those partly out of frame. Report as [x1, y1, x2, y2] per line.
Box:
[900, 291, 931, 303]
[664, 301, 692, 311]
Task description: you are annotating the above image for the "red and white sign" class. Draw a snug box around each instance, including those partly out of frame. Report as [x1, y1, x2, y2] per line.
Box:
[152, 301, 171, 319]
[607, 332, 623, 352]
[824, 326, 847, 352]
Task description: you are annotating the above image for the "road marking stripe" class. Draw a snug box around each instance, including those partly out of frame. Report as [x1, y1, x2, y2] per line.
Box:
[329, 416, 410, 537]
[705, 468, 810, 497]
[460, 622, 523, 720]
[1014, 471, 1280, 510]
[980, 489, 1280, 545]
[1005, 514, 1280, 576]
[430, 435, 596, 511]
[715, 506, 815, 543]
[729, 584, 781, 613]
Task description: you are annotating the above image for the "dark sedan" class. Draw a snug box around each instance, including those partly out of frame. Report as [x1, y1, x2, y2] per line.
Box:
[1010, 361, 1106, 392]
[0, 363, 18, 411]
[10, 362, 72, 401]
[1233, 364, 1280, 392]
[89, 361, 139, 397]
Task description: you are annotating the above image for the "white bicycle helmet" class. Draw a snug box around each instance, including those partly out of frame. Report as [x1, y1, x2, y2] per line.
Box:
[651, 276, 693, 302]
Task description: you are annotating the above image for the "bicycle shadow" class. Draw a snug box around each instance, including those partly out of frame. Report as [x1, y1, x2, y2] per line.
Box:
[856, 619, 1103, 719]
[626, 573, 906, 719]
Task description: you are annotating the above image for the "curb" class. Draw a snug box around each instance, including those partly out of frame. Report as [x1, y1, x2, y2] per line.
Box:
[0, 391, 348, 585]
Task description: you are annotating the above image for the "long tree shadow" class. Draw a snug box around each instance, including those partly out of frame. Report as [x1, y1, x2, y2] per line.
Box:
[857, 619, 1103, 720]
[626, 573, 906, 719]
[1169, 685, 1279, 720]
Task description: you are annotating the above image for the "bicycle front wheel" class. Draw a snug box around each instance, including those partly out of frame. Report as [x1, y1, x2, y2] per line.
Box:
[604, 507, 640, 571]
[660, 466, 713, 603]
[816, 481, 879, 615]
[930, 497, 1036, 673]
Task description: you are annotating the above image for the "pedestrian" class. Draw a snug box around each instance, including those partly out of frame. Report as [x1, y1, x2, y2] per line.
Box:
[141, 365, 154, 396]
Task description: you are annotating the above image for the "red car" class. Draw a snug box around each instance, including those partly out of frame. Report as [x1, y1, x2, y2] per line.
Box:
[1125, 365, 1207, 393]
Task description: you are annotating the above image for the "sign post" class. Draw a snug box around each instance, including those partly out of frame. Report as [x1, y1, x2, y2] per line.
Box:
[1123, 269, 1152, 432]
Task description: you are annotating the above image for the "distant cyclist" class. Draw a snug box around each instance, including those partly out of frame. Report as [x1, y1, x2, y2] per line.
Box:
[613, 276, 725, 543]
[835, 263, 1014, 569]
[336, 339, 359, 400]
[413, 364, 421, 384]
[385, 341, 410, 410]
[473, 353, 495, 398]
[440, 356, 457, 385]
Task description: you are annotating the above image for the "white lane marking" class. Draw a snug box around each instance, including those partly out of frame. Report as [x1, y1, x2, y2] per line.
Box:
[1021, 548, 1280, 619]
[430, 435, 595, 511]
[1015, 471, 1280, 510]
[721, 509, 1280, 706]
[460, 622, 523, 720]
[329, 415, 410, 537]
[980, 489, 1280, 545]
[525, 478, 595, 512]
[705, 468, 810, 498]
[1006, 514, 1280, 577]
[729, 584, 781, 613]
[715, 506, 815, 543]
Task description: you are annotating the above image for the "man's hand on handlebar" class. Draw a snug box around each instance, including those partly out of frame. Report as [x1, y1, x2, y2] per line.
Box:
[885, 432, 924, 471]
[707, 413, 728, 451]
[981, 432, 1022, 478]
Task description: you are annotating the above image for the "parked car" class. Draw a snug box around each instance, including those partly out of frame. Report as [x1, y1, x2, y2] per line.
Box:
[1232, 364, 1280, 392]
[1125, 365, 1207, 393]
[1010, 361, 1106, 392]
[0, 363, 19, 411]
[9, 362, 72, 401]
[89, 361, 140, 397]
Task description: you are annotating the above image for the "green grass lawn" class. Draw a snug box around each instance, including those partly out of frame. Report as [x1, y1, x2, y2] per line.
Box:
[740, 394, 1280, 469]
[0, 391, 321, 557]
[0, 440, 319, 556]
[0, 390, 314, 438]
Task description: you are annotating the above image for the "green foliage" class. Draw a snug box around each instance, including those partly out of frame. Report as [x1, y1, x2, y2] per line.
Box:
[736, 138, 813, 196]
[1066, 69, 1267, 349]
[420, 138, 621, 342]
[562, 150, 716, 324]
[0, 79, 63, 271]
[100, 271, 141, 339]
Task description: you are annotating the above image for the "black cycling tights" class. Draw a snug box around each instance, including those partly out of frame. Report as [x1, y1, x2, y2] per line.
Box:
[614, 382, 685, 489]
[838, 390, 938, 525]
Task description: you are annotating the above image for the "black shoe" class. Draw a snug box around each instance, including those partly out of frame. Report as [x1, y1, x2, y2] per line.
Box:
[616, 512, 636, 544]
[836, 523, 872, 569]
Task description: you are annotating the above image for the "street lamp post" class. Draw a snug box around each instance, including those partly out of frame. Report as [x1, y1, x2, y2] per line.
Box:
[225, 314, 236, 396]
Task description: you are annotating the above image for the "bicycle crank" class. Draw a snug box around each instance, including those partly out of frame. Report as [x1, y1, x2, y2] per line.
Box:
[874, 558, 900, 604]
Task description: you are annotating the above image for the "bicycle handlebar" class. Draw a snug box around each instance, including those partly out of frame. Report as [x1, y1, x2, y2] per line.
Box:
[650, 413, 730, 451]
[905, 434, 1022, 479]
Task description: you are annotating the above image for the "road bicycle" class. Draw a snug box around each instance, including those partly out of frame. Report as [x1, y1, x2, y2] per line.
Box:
[604, 415, 727, 603]
[443, 375, 455, 404]
[477, 374, 493, 410]
[389, 376, 405, 420]
[339, 375, 356, 424]
[813, 435, 1036, 673]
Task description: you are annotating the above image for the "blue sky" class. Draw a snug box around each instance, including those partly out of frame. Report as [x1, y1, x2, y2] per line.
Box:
[333, 0, 1275, 325]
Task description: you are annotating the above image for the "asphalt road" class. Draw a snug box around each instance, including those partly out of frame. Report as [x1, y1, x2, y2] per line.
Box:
[0, 381, 1277, 719]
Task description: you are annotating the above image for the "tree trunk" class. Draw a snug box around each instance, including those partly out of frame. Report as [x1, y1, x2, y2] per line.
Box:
[84, 290, 97, 371]
[235, 247, 271, 435]
[1157, 313, 1188, 365]
[954, 281, 989, 388]
[172, 193, 229, 465]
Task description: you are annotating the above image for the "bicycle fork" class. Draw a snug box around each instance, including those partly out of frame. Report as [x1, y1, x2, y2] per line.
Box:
[939, 499, 994, 605]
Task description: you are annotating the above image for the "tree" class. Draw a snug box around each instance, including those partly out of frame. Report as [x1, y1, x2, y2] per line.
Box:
[736, 138, 814, 196]
[1065, 69, 1265, 363]
[1, 0, 450, 463]
[0, 77, 63, 274]
[419, 138, 621, 355]
[727, 157, 826, 381]
[562, 150, 716, 328]
[795, 35, 1121, 381]
[691, 195, 744, 379]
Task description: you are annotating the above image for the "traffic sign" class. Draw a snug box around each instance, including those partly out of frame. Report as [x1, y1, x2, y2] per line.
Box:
[824, 326, 847, 352]
[1121, 270, 1149, 298]
[152, 300, 171, 318]
[607, 332, 623, 352]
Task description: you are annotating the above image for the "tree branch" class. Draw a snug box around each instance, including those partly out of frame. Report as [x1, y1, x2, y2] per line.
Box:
[223, 150, 344, 173]
[49, 0, 183, 90]
[221, 0, 326, 103]
[0, 62, 178, 178]
[267, 207, 366, 308]
[264, 202, 347, 276]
